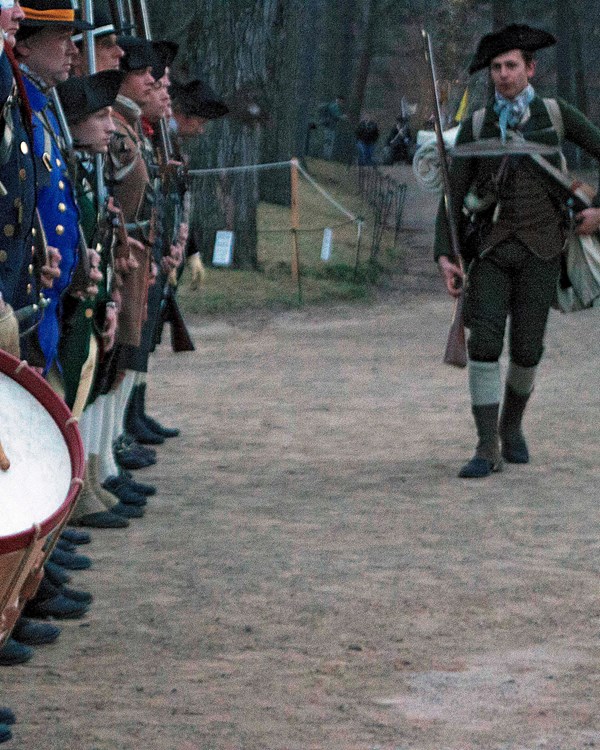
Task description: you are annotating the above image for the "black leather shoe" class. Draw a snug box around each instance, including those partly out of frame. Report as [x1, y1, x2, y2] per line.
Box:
[44, 561, 72, 587]
[0, 709, 15, 726]
[49, 549, 92, 571]
[75, 511, 130, 529]
[127, 417, 165, 445]
[458, 455, 503, 479]
[120, 471, 156, 496]
[55, 538, 77, 553]
[116, 435, 157, 458]
[143, 413, 180, 438]
[137, 383, 180, 438]
[112, 502, 145, 519]
[0, 724, 12, 744]
[12, 618, 60, 646]
[0, 639, 34, 666]
[62, 586, 93, 605]
[102, 476, 147, 506]
[61, 528, 92, 545]
[23, 594, 88, 620]
[115, 446, 154, 470]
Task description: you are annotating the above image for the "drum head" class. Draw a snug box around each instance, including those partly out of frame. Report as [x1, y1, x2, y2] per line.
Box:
[0, 351, 84, 545]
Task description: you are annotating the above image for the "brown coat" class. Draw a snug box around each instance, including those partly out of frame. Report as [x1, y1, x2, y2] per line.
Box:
[108, 96, 151, 348]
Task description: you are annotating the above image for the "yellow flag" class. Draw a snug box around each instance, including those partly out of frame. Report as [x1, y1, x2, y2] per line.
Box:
[455, 88, 469, 122]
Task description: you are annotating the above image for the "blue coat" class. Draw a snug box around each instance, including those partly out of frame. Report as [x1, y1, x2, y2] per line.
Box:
[22, 74, 80, 373]
[0, 51, 36, 311]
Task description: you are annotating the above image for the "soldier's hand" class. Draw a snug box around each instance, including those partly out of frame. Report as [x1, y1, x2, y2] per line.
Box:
[170, 242, 184, 267]
[161, 254, 177, 275]
[102, 303, 117, 352]
[575, 207, 600, 236]
[438, 256, 464, 298]
[187, 252, 205, 291]
[80, 248, 103, 298]
[41, 246, 62, 289]
[0, 299, 20, 358]
[177, 221, 189, 248]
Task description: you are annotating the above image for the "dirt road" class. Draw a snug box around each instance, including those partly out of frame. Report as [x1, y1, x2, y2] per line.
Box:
[6, 171, 600, 750]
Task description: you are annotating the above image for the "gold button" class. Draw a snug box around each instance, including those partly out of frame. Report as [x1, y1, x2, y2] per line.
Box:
[27, 283, 32, 294]
[0, 250, 7, 263]
[58, 180, 65, 190]
[28, 264, 34, 274]
[56, 225, 64, 236]
[55, 158, 62, 167]
[4, 224, 14, 237]
[58, 202, 66, 213]
[31, 227, 36, 237]
[20, 141, 29, 155]
[19, 169, 26, 181]
[13, 198, 21, 209]
[85, 308, 94, 319]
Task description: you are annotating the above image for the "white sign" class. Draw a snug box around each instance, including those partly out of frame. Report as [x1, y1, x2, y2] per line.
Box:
[321, 228, 333, 262]
[213, 231, 234, 266]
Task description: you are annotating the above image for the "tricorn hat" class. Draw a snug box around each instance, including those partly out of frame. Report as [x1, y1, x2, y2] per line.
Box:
[56, 69, 124, 124]
[469, 24, 556, 74]
[170, 79, 229, 120]
[118, 35, 157, 73]
[20, 0, 93, 31]
[151, 40, 178, 81]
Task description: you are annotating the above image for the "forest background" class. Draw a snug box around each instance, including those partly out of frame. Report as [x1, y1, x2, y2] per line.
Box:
[147, 0, 600, 271]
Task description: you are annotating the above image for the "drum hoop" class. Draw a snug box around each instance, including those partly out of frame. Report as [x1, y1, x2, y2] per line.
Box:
[0, 349, 84, 554]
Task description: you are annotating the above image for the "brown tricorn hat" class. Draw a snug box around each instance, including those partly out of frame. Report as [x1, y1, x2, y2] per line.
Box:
[469, 24, 556, 74]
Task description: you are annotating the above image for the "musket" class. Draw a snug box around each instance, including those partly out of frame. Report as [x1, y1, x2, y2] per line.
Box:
[48, 87, 94, 293]
[130, 0, 195, 352]
[81, 0, 108, 212]
[422, 30, 467, 369]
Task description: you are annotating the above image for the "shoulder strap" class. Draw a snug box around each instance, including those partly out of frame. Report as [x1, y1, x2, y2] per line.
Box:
[543, 98, 564, 141]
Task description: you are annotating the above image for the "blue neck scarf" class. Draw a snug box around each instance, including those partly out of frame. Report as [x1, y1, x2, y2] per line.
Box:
[494, 84, 535, 143]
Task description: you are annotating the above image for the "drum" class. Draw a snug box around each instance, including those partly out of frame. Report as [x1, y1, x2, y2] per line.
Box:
[0, 349, 84, 647]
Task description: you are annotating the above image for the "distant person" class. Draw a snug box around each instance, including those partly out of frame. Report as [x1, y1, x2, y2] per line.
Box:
[319, 95, 347, 160]
[355, 118, 379, 166]
[386, 115, 412, 164]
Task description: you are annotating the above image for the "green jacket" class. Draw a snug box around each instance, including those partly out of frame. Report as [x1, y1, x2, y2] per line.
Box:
[433, 96, 600, 261]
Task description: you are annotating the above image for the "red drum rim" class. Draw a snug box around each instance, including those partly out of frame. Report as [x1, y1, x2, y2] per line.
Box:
[0, 349, 84, 554]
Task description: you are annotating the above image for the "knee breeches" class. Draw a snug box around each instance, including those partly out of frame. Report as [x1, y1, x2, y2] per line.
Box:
[464, 240, 561, 367]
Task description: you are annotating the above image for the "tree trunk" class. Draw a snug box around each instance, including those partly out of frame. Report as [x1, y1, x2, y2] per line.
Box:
[348, 0, 378, 127]
[260, 0, 305, 206]
[150, 0, 278, 270]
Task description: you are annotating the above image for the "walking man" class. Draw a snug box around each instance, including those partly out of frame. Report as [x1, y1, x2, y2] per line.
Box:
[434, 24, 600, 478]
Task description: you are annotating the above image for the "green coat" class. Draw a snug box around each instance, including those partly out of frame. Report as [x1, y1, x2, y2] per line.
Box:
[433, 96, 600, 262]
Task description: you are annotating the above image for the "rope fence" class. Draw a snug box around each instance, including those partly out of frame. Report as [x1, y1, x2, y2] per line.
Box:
[186, 158, 407, 300]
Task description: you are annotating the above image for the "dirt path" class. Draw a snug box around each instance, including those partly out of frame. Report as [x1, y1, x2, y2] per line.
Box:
[6, 175, 600, 750]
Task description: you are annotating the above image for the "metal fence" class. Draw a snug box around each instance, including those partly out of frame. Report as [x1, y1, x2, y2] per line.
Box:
[357, 166, 407, 261]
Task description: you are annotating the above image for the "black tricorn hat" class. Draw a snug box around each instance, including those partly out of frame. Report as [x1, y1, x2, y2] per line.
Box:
[469, 24, 556, 74]
[170, 79, 229, 120]
[20, 0, 93, 30]
[57, 69, 125, 124]
[119, 35, 162, 73]
[152, 40, 179, 81]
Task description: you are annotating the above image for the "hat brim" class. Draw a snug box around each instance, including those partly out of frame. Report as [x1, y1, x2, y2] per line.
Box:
[469, 25, 556, 74]
[20, 18, 93, 31]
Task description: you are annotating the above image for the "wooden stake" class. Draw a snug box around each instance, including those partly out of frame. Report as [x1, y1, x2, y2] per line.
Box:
[290, 158, 300, 283]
